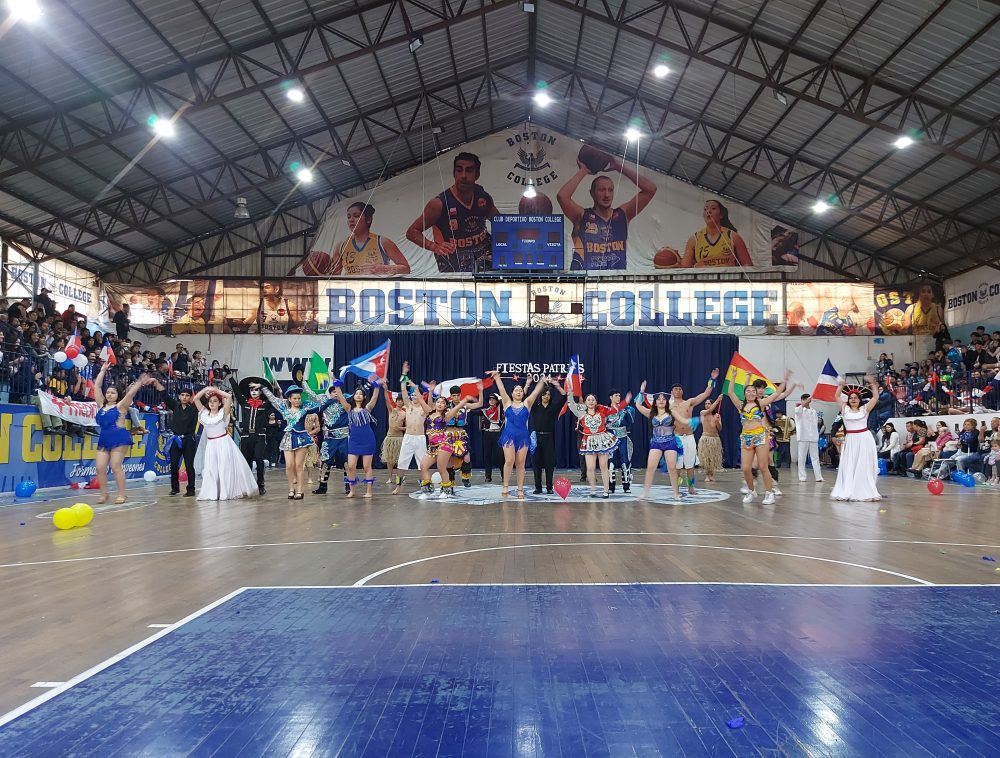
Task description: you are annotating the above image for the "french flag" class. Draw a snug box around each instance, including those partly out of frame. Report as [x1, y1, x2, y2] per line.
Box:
[67, 328, 82, 353]
[99, 338, 117, 366]
[339, 339, 391, 383]
[811, 359, 841, 402]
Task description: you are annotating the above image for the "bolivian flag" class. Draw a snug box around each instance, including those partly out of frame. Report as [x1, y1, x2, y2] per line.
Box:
[306, 351, 331, 394]
[722, 351, 776, 401]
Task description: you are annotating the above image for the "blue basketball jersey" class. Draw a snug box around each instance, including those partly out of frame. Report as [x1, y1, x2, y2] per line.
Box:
[433, 186, 494, 272]
[572, 207, 628, 270]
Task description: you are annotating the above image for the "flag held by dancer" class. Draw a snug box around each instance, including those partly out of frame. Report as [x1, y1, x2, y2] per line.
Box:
[811, 359, 842, 402]
[339, 339, 391, 383]
[721, 351, 775, 401]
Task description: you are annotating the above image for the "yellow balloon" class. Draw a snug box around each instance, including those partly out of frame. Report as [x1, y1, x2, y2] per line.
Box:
[71, 503, 94, 527]
[53, 508, 77, 530]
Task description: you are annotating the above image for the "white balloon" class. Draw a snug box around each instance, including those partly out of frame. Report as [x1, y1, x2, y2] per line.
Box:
[53, 351, 67, 363]
[72, 354, 88, 368]
[431, 472, 442, 484]
[143, 470, 157, 482]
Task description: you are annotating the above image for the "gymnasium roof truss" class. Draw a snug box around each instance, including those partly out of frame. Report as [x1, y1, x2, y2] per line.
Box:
[0, 0, 998, 285]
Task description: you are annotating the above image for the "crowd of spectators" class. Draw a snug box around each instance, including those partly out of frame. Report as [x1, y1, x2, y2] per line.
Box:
[1, 294, 234, 436]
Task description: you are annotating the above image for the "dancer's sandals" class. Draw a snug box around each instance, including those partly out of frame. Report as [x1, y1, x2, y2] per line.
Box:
[516, 489, 525, 500]
[501, 487, 509, 497]
[115, 496, 127, 504]
[288, 490, 296, 499]
[293, 492, 304, 500]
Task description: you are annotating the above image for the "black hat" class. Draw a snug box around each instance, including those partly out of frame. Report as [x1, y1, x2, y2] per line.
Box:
[238, 375, 271, 398]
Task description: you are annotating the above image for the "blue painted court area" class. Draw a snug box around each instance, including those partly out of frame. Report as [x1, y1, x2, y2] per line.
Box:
[2, 584, 999, 757]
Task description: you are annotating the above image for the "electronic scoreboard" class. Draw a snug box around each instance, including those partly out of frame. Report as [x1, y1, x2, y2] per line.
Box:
[491, 214, 565, 270]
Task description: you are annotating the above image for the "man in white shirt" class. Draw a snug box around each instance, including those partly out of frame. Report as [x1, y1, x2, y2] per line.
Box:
[794, 393, 824, 482]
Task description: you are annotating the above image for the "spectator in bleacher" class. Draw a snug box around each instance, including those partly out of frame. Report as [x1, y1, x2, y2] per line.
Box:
[191, 350, 208, 382]
[891, 421, 915, 474]
[172, 345, 190, 376]
[875, 353, 893, 378]
[909, 421, 953, 475]
[60, 304, 79, 330]
[113, 303, 130, 340]
[7, 297, 29, 320]
[35, 288, 56, 317]
[876, 423, 901, 461]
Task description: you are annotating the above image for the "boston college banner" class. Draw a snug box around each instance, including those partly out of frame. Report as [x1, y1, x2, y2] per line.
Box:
[295, 127, 801, 277]
[105, 279, 943, 336]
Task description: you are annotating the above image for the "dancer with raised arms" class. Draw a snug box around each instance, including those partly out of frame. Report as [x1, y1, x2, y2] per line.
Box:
[332, 379, 381, 498]
[668, 369, 720, 494]
[697, 396, 724, 483]
[415, 382, 480, 499]
[487, 371, 548, 500]
[392, 362, 431, 495]
[567, 385, 626, 498]
[93, 362, 155, 504]
[727, 371, 791, 505]
[191, 387, 259, 501]
[634, 382, 682, 500]
[262, 384, 319, 500]
[830, 377, 882, 502]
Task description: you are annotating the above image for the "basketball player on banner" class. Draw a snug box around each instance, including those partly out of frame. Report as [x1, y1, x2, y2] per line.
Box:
[556, 144, 656, 270]
[243, 282, 299, 334]
[406, 152, 500, 273]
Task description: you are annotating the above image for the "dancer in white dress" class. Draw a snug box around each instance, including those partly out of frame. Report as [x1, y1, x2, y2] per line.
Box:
[830, 376, 882, 502]
[192, 387, 259, 501]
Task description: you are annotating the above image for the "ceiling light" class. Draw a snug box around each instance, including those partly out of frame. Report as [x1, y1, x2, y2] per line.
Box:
[286, 87, 305, 103]
[8, 0, 42, 22]
[234, 197, 250, 220]
[893, 135, 914, 150]
[408, 34, 424, 53]
[624, 127, 641, 140]
[520, 0, 535, 11]
[340, 158, 351, 166]
[296, 167, 314, 183]
[149, 116, 175, 138]
[523, 182, 537, 199]
[812, 199, 830, 214]
[432, 125, 444, 134]
[773, 89, 788, 106]
[533, 91, 552, 107]
[653, 64, 670, 78]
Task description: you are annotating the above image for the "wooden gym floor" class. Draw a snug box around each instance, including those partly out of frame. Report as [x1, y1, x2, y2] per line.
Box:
[1, 467, 998, 755]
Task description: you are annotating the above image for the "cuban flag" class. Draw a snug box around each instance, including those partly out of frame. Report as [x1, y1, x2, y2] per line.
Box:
[339, 339, 391, 383]
[99, 337, 117, 366]
[811, 359, 841, 402]
[432, 376, 494, 399]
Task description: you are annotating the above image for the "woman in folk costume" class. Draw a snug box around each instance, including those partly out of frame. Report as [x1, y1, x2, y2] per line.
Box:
[191, 387, 259, 501]
[830, 378, 883, 502]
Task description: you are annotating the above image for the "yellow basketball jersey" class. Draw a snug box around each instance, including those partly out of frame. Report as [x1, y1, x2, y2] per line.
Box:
[339, 234, 387, 275]
[908, 303, 942, 335]
[693, 227, 736, 267]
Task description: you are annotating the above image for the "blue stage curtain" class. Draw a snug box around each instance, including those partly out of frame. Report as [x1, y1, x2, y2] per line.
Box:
[334, 330, 740, 470]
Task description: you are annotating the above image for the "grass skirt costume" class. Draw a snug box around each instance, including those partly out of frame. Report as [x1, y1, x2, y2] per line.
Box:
[697, 435, 723, 475]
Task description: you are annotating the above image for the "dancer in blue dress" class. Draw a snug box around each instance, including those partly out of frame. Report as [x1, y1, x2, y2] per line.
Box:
[633, 381, 682, 500]
[262, 385, 319, 500]
[486, 370, 548, 500]
[93, 360, 155, 504]
[333, 380, 381, 498]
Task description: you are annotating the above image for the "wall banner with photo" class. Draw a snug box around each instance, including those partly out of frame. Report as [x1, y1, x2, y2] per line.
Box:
[4, 244, 98, 315]
[295, 126, 800, 278]
[785, 281, 946, 337]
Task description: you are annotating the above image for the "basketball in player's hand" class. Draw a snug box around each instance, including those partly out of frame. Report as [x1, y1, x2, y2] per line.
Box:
[653, 246, 681, 268]
[301, 250, 331, 276]
[577, 144, 612, 174]
[518, 192, 553, 215]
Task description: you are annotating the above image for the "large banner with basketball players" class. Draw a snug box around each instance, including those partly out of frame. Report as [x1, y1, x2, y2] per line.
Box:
[104, 279, 942, 336]
[294, 127, 801, 277]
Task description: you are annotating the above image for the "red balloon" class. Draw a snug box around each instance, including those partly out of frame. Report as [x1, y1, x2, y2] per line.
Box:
[179, 470, 188, 482]
[553, 476, 572, 500]
[927, 479, 944, 496]
[69, 482, 80, 489]
[65, 346, 80, 359]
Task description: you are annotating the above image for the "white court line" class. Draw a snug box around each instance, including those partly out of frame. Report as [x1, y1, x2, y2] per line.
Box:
[2, 531, 999, 571]
[350, 541, 935, 587]
[29, 683, 64, 689]
[0, 587, 248, 729]
[147, 623, 172, 628]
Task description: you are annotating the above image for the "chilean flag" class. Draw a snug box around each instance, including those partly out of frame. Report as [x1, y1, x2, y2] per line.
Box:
[559, 354, 583, 416]
[67, 328, 82, 353]
[99, 337, 117, 366]
[339, 339, 391, 383]
[811, 359, 841, 402]
[433, 376, 494, 399]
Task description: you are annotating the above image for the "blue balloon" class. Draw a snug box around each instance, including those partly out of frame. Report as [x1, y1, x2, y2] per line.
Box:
[818, 436, 828, 452]
[26, 481, 37, 495]
[963, 475, 976, 488]
[14, 481, 32, 498]
[61, 358, 74, 369]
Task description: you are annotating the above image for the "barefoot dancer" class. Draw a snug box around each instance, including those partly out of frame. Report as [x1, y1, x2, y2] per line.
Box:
[697, 396, 724, 483]
[487, 371, 546, 500]
[668, 369, 720, 494]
